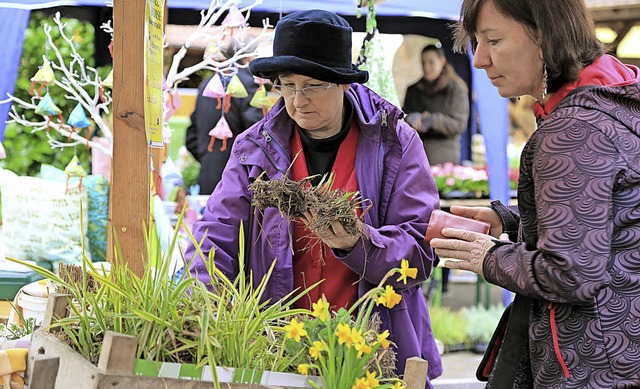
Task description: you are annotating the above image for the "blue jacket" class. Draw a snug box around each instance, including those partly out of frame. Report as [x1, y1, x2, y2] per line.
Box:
[186, 83, 443, 384]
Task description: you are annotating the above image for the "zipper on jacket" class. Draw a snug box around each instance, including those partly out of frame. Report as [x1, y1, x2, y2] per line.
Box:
[548, 302, 571, 378]
[381, 109, 388, 127]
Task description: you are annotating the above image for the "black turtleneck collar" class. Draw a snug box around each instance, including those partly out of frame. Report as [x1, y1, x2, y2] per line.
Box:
[297, 96, 354, 181]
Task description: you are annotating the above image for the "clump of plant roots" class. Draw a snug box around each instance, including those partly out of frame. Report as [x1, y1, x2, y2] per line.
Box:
[249, 172, 369, 238]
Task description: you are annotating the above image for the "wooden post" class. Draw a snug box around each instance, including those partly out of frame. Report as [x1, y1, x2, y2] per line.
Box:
[403, 357, 429, 389]
[110, 0, 150, 276]
[29, 356, 60, 389]
[42, 293, 70, 330]
[98, 331, 138, 375]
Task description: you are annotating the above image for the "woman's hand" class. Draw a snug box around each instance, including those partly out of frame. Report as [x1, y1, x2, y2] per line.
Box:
[300, 209, 361, 251]
[449, 205, 503, 238]
[430, 228, 509, 276]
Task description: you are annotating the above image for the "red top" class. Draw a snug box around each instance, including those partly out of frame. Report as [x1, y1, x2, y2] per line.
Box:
[290, 123, 360, 311]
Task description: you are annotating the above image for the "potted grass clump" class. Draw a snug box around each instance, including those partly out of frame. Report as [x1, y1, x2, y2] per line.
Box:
[427, 305, 469, 353]
[10, 218, 320, 388]
[463, 304, 504, 354]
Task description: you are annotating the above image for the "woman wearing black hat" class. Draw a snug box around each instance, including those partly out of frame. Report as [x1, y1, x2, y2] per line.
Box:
[185, 9, 443, 386]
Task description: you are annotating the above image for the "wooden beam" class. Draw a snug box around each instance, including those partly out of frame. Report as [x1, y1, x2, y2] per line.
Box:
[110, 0, 150, 276]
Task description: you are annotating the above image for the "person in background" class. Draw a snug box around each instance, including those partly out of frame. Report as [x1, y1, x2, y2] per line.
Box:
[430, 0, 640, 387]
[185, 9, 443, 386]
[403, 44, 470, 297]
[185, 44, 263, 195]
[403, 44, 470, 166]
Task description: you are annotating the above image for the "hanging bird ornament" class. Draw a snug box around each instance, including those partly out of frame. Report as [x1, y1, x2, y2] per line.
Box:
[64, 155, 87, 193]
[67, 103, 92, 148]
[203, 73, 226, 110]
[30, 60, 55, 97]
[208, 116, 232, 152]
[163, 79, 182, 122]
[34, 93, 64, 131]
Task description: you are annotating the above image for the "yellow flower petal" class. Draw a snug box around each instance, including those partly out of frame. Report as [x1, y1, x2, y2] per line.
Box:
[364, 371, 379, 388]
[379, 285, 402, 309]
[351, 377, 369, 389]
[391, 381, 407, 389]
[284, 318, 307, 342]
[312, 295, 330, 321]
[377, 329, 390, 349]
[298, 364, 309, 375]
[397, 258, 418, 284]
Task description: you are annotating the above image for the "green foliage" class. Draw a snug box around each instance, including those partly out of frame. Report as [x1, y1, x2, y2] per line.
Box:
[463, 304, 504, 344]
[1, 13, 110, 176]
[181, 158, 201, 190]
[8, 218, 310, 386]
[428, 305, 469, 348]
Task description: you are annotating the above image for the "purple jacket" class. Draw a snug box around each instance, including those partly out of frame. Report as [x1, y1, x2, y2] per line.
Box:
[186, 83, 443, 384]
[484, 57, 640, 388]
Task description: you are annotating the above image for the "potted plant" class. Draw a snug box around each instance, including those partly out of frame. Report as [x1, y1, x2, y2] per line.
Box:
[463, 305, 504, 354]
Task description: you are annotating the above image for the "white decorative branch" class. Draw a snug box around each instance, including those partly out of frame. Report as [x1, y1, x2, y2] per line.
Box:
[3, 0, 274, 160]
[164, 0, 272, 90]
[2, 11, 112, 156]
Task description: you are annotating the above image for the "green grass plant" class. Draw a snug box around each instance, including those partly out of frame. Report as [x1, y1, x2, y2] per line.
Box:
[7, 217, 316, 386]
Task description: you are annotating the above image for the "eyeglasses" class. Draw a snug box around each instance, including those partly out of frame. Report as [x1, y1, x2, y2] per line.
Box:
[272, 82, 337, 99]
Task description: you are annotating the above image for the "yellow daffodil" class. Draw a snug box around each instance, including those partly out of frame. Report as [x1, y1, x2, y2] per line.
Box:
[375, 285, 402, 309]
[351, 377, 370, 389]
[309, 340, 327, 359]
[396, 258, 418, 284]
[391, 381, 407, 389]
[312, 295, 330, 322]
[355, 340, 373, 358]
[351, 327, 364, 345]
[336, 323, 353, 346]
[376, 329, 390, 349]
[364, 371, 380, 388]
[298, 364, 310, 375]
[284, 318, 307, 342]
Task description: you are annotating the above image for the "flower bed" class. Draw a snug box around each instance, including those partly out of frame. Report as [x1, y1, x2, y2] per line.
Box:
[431, 163, 518, 199]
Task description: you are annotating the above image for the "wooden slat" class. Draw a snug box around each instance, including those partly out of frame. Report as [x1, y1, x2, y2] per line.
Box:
[110, 0, 150, 276]
[97, 331, 138, 375]
[403, 357, 430, 389]
[29, 356, 60, 389]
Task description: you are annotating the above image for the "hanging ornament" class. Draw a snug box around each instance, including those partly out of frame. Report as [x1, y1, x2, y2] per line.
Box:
[249, 85, 271, 116]
[163, 88, 182, 121]
[203, 73, 226, 110]
[99, 69, 113, 103]
[30, 60, 55, 97]
[67, 103, 92, 148]
[207, 116, 232, 152]
[64, 155, 87, 193]
[226, 74, 248, 98]
[222, 5, 247, 28]
[35, 93, 64, 131]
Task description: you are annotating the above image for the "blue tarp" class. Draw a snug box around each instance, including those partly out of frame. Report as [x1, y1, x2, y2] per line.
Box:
[0, 8, 30, 142]
[0, 0, 460, 19]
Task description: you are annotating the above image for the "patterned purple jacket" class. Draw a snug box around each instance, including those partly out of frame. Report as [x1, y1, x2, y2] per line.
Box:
[484, 55, 640, 388]
[185, 83, 443, 384]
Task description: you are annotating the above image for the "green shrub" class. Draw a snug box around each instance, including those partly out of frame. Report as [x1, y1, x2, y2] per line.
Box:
[428, 305, 469, 349]
[1, 12, 110, 177]
[463, 304, 504, 344]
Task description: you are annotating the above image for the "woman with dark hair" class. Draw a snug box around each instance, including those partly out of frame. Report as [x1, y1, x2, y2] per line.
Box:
[185, 9, 443, 387]
[403, 45, 470, 166]
[429, 0, 640, 388]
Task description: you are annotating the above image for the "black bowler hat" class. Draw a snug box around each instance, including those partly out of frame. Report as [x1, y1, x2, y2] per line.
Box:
[249, 9, 369, 84]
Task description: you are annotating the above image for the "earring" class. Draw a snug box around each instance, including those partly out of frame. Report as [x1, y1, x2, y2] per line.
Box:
[541, 64, 548, 101]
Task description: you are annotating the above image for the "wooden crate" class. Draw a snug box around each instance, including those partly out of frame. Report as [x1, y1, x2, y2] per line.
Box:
[27, 293, 429, 389]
